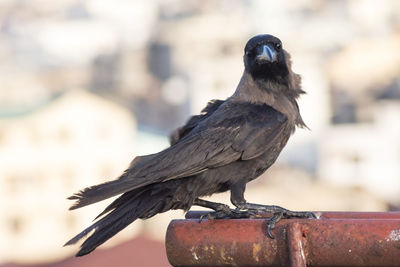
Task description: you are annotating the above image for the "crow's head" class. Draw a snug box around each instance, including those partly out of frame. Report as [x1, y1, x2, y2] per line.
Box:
[244, 34, 290, 85]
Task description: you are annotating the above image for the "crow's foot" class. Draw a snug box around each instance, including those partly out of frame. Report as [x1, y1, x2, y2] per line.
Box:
[236, 203, 316, 238]
[193, 198, 258, 222]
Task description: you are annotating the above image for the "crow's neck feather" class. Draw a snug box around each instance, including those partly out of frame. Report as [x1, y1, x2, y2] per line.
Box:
[231, 71, 306, 128]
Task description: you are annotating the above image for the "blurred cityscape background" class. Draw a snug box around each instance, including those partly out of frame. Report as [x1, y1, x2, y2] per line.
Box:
[1, 0, 400, 266]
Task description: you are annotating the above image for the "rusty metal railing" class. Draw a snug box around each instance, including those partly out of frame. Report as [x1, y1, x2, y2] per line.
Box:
[165, 211, 400, 267]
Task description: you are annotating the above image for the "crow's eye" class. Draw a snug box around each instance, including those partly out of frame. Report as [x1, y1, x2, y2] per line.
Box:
[275, 43, 282, 51]
[246, 49, 255, 57]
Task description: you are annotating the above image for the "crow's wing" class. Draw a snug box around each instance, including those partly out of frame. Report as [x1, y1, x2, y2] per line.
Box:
[69, 102, 288, 209]
[170, 99, 225, 145]
[124, 99, 224, 180]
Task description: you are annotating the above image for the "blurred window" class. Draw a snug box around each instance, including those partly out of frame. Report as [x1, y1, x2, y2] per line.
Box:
[148, 43, 172, 81]
[220, 43, 234, 56]
[9, 216, 23, 235]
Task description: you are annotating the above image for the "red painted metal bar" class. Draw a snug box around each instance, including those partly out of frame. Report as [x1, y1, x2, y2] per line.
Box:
[165, 211, 400, 267]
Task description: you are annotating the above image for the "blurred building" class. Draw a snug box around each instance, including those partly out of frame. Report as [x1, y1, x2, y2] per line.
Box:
[318, 101, 400, 202]
[319, 29, 400, 203]
[0, 90, 138, 263]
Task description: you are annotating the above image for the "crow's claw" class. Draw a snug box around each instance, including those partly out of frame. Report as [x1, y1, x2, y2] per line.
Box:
[266, 210, 316, 239]
[266, 212, 283, 239]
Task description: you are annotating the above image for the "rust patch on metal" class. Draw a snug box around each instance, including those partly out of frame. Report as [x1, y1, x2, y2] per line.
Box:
[252, 243, 261, 262]
[386, 229, 400, 242]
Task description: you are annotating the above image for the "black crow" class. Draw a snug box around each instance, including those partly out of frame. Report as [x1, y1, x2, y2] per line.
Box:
[65, 34, 315, 256]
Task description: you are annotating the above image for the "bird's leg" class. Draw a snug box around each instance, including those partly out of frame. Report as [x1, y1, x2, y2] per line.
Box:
[193, 198, 253, 221]
[230, 182, 316, 238]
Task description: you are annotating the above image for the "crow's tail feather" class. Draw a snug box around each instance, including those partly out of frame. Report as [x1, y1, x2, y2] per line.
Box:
[64, 187, 169, 256]
[68, 154, 159, 210]
[67, 172, 154, 210]
[67, 179, 129, 210]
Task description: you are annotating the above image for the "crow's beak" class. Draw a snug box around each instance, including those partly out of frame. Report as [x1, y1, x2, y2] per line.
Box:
[256, 44, 277, 63]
